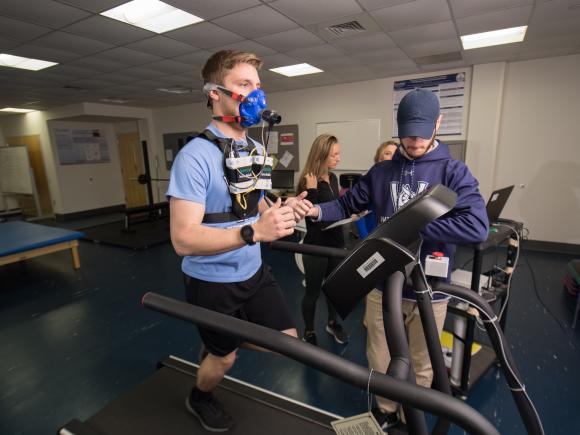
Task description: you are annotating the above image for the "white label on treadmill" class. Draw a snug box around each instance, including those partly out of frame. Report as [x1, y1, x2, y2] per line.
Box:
[356, 252, 385, 278]
[331, 412, 383, 434]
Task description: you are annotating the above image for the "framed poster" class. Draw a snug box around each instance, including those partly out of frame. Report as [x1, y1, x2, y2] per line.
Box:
[393, 72, 467, 137]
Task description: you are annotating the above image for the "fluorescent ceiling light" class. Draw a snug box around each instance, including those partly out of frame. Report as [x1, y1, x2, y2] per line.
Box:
[0, 53, 58, 71]
[269, 63, 323, 77]
[101, 0, 204, 34]
[1, 107, 36, 113]
[461, 26, 527, 50]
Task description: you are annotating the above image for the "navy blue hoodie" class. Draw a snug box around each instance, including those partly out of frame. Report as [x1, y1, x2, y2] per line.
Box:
[318, 141, 489, 300]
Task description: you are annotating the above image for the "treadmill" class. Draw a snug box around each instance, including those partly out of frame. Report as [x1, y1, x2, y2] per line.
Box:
[58, 185, 539, 435]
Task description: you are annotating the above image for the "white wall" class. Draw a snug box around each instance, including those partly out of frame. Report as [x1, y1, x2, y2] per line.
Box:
[495, 54, 580, 244]
[47, 120, 125, 214]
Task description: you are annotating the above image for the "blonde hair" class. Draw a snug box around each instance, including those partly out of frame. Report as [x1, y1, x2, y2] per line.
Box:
[201, 50, 263, 86]
[297, 134, 338, 192]
[374, 140, 399, 163]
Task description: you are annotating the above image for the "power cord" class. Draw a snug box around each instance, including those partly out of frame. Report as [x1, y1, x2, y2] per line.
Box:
[520, 236, 578, 348]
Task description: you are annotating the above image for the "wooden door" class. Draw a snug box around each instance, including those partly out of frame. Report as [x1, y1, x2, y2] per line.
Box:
[5, 134, 53, 217]
[117, 132, 147, 208]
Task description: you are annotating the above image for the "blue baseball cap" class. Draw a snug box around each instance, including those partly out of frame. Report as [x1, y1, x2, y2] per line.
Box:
[397, 89, 440, 139]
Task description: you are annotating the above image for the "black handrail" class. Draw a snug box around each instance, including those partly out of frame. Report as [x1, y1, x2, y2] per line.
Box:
[142, 292, 499, 435]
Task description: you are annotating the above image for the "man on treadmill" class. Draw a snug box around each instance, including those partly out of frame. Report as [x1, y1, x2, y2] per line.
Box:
[305, 88, 488, 430]
[166, 50, 311, 432]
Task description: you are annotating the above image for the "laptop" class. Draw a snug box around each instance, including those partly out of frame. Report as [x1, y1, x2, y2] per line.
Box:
[486, 185, 514, 222]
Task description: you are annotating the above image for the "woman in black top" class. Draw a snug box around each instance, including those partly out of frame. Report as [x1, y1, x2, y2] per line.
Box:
[297, 134, 349, 345]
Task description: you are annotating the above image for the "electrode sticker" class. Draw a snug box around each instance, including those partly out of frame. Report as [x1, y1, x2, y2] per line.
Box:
[356, 252, 385, 278]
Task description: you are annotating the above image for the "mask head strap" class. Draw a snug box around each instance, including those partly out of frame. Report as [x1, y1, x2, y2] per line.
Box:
[203, 82, 246, 102]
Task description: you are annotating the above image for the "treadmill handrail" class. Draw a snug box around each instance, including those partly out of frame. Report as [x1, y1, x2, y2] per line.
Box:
[270, 240, 348, 259]
[142, 292, 498, 435]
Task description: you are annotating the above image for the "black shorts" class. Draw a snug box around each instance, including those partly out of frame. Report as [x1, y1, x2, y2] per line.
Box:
[184, 264, 295, 357]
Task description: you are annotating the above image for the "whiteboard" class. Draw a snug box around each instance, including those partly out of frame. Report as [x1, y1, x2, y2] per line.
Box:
[0, 146, 34, 194]
[315, 119, 381, 171]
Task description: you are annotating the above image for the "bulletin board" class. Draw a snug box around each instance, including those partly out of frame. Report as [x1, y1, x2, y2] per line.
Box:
[316, 119, 381, 171]
[52, 127, 111, 165]
[247, 124, 299, 171]
[0, 146, 34, 195]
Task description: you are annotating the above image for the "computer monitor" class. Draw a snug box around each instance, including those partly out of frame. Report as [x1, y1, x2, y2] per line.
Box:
[271, 170, 295, 190]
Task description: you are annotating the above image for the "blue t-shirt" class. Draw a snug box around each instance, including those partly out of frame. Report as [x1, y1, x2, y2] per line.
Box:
[166, 123, 262, 282]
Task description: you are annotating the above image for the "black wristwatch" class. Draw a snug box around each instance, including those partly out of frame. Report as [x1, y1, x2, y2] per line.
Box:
[240, 225, 255, 245]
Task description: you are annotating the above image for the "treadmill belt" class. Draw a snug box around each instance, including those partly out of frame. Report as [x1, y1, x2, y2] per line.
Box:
[64, 357, 336, 435]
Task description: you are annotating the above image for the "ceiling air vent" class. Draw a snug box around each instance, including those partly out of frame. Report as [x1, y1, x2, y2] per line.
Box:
[325, 20, 366, 38]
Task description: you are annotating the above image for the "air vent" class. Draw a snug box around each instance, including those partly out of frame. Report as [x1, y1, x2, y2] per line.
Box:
[325, 20, 366, 37]
[413, 52, 463, 66]
[157, 87, 194, 94]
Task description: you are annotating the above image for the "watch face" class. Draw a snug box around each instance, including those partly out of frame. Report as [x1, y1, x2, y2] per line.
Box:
[242, 225, 254, 244]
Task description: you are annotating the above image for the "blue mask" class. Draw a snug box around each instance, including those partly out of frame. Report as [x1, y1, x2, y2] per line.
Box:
[239, 88, 267, 127]
[204, 83, 267, 127]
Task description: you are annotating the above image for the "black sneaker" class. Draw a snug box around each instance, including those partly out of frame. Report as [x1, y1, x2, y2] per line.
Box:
[372, 408, 400, 432]
[302, 332, 318, 345]
[186, 393, 234, 432]
[325, 322, 349, 344]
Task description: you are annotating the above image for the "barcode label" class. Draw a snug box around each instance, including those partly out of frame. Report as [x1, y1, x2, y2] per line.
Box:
[356, 252, 385, 278]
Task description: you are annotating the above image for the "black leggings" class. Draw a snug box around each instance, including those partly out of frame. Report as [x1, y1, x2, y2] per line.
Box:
[302, 255, 341, 331]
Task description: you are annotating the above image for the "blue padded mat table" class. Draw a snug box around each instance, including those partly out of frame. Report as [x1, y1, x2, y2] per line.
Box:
[0, 221, 84, 270]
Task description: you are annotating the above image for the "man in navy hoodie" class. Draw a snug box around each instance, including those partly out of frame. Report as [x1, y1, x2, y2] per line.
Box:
[306, 88, 488, 430]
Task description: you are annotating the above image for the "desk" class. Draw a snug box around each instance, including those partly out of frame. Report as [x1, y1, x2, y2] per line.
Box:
[0, 221, 84, 270]
[447, 221, 523, 397]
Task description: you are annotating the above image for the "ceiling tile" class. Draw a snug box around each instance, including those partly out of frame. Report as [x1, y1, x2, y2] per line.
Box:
[260, 53, 301, 69]
[212, 5, 298, 39]
[0, 0, 90, 29]
[285, 44, 346, 62]
[404, 38, 462, 58]
[64, 15, 153, 45]
[526, 16, 580, 39]
[164, 22, 244, 49]
[96, 72, 140, 85]
[164, 0, 261, 20]
[93, 47, 162, 66]
[449, 0, 533, 19]
[357, 0, 415, 12]
[531, 0, 580, 23]
[331, 33, 396, 53]
[351, 47, 411, 63]
[269, 0, 362, 26]
[0, 36, 20, 51]
[463, 44, 521, 64]
[31, 31, 114, 55]
[125, 36, 199, 58]
[173, 50, 213, 66]
[9, 43, 82, 63]
[141, 59, 195, 74]
[419, 60, 468, 72]
[212, 40, 277, 57]
[389, 21, 457, 47]
[68, 56, 127, 72]
[371, 0, 451, 32]
[117, 66, 169, 79]
[0, 15, 52, 42]
[456, 5, 532, 36]
[255, 28, 324, 53]
[56, 0, 128, 13]
[45, 64, 98, 78]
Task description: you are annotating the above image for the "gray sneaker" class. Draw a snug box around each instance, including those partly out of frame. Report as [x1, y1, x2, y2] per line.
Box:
[186, 393, 234, 432]
[326, 322, 349, 344]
